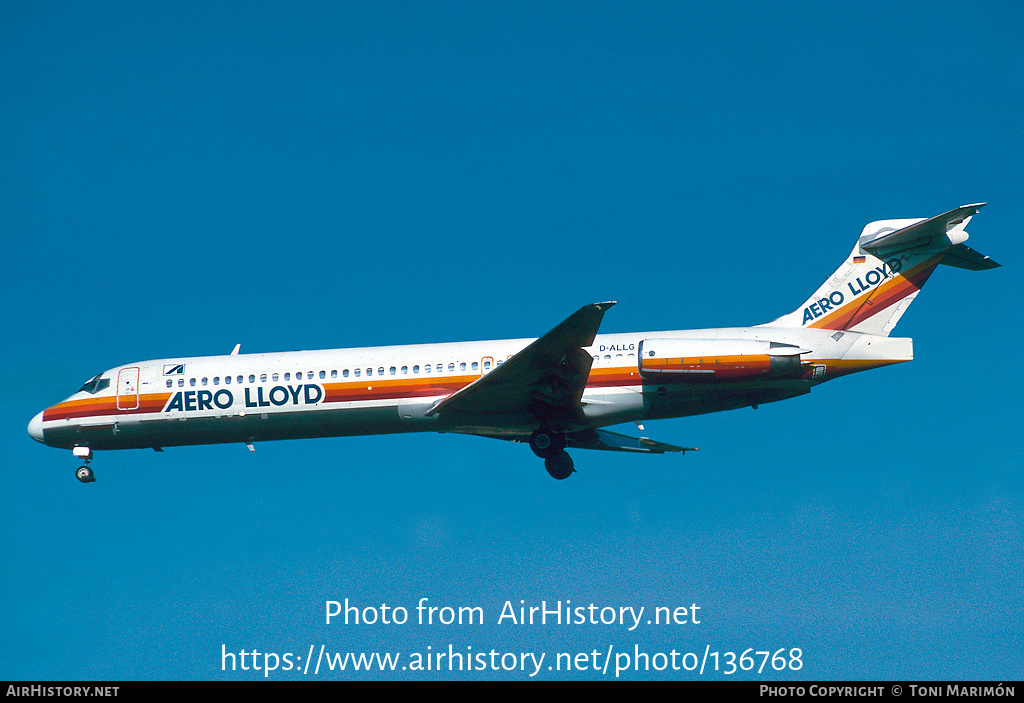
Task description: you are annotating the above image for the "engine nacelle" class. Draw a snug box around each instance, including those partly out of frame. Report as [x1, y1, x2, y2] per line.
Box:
[638, 338, 809, 382]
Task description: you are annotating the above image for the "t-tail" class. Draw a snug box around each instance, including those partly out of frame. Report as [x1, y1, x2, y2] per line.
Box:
[765, 203, 999, 335]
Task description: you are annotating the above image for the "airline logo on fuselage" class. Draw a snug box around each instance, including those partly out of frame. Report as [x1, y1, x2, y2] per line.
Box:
[802, 259, 902, 324]
[162, 384, 324, 413]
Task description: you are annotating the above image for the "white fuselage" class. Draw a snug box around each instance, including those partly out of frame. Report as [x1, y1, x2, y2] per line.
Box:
[29, 324, 910, 452]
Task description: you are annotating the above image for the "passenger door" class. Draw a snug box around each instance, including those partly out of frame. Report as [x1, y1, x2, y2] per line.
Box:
[117, 367, 140, 411]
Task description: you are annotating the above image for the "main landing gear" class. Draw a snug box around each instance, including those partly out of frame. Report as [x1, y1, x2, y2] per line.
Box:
[73, 446, 95, 483]
[529, 428, 575, 480]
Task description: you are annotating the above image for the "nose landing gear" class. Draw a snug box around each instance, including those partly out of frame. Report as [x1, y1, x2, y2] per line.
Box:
[73, 446, 95, 483]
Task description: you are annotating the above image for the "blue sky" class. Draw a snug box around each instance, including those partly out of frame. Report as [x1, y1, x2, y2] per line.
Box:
[2, 1, 1021, 680]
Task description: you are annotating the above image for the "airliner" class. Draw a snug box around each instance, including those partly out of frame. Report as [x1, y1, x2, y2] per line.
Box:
[29, 204, 999, 482]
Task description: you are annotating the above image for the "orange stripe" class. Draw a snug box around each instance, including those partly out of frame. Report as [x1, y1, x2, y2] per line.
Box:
[809, 256, 942, 330]
[43, 394, 172, 421]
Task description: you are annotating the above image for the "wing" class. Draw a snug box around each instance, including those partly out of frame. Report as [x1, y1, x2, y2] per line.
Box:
[566, 428, 698, 454]
[426, 301, 616, 427]
[480, 427, 698, 454]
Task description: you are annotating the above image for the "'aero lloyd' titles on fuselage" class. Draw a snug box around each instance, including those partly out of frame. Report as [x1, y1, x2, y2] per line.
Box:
[801, 259, 902, 324]
[162, 384, 324, 412]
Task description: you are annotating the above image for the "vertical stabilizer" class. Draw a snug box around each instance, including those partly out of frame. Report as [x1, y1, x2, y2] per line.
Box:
[763, 204, 996, 336]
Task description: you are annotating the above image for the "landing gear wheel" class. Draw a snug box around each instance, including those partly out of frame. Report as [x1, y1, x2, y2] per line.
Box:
[544, 450, 575, 480]
[529, 428, 565, 458]
[76, 465, 96, 483]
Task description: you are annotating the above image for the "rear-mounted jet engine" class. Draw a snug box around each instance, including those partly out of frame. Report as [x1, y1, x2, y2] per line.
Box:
[638, 339, 810, 382]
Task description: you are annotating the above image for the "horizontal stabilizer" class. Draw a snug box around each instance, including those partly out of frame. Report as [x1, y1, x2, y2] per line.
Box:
[861, 203, 985, 254]
[567, 428, 697, 454]
[940, 243, 1001, 271]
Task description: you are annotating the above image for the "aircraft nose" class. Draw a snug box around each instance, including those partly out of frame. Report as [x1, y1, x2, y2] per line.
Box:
[28, 411, 45, 443]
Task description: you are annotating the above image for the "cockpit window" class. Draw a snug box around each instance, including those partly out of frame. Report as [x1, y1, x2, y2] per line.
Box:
[78, 374, 111, 394]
